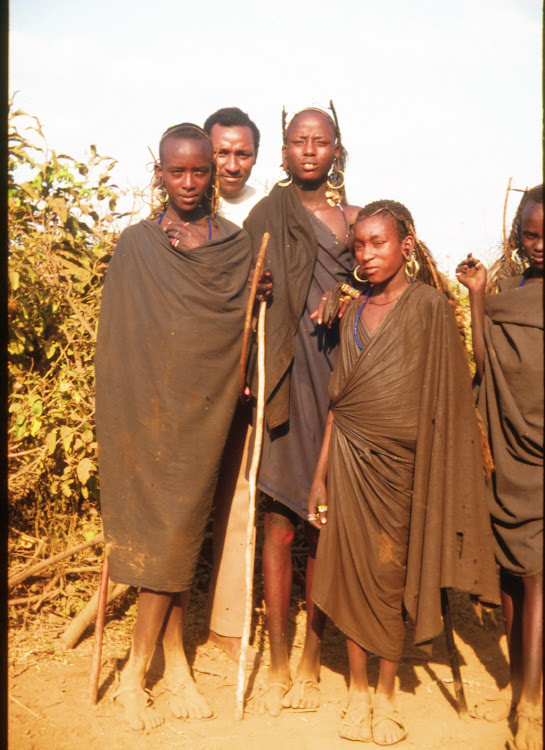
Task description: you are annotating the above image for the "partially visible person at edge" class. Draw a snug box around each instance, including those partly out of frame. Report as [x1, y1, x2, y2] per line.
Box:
[243, 105, 361, 716]
[308, 200, 500, 745]
[164, 107, 268, 667]
[95, 123, 264, 731]
[456, 184, 543, 750]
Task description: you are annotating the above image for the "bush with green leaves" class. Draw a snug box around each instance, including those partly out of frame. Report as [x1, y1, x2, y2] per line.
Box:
[8, 103, 130, 538]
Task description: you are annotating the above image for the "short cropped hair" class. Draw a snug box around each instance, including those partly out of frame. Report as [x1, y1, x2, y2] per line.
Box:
[203, 107, 260, 155]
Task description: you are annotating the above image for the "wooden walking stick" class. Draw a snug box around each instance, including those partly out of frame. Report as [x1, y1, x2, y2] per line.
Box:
[88, 553, 109, 705]
[441, 588, 469, 718]
[238, 232, 270, 401]
[234, 233, 269, 720]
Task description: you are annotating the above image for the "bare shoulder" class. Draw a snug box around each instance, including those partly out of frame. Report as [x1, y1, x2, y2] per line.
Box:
[343, 204, 361, 225]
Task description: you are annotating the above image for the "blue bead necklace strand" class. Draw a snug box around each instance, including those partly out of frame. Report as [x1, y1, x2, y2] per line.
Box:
[354, 289, 372, 351]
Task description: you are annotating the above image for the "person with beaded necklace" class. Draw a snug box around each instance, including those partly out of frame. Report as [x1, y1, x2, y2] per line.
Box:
[456, 185, 543, 750]
[243, 103, 361, 716]
[308, 200, 499, 745]
[95, 123, 255, 731]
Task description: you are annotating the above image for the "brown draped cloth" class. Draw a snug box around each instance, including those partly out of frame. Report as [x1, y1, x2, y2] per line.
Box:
[244, 185, 354, 517]
[95, 218, 251, 592]
[312, 283, 500, 661]
[477, 276, 543, 576]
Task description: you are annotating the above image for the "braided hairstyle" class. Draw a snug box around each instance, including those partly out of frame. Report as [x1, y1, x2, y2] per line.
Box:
[355, 200, 464, 335]
[151, 123, 218, 218]
[281, 101, 348, 204]
[486, 183, 543, 293]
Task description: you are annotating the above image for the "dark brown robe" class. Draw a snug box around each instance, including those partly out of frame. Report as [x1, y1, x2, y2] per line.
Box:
[312, 283, 500, 660]
[244, 186, 354, 516]
[95, 218, 251, 592]
[478, 276, 543, 576]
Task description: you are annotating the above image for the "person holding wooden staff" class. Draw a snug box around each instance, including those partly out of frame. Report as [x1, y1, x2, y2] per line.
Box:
[309, 200, 500, 745]
[243, 104, 361, 716]
[456, 185, 543, 750]
[95, 122, 269, 731]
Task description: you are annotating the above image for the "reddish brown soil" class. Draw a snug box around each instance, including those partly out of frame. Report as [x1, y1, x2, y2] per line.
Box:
[9, 589, 513, 749]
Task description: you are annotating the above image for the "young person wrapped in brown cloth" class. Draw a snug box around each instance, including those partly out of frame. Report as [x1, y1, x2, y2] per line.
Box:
[95, 123, 271, 731]
[243, 105, 361, 716]
[307, 200, 500, 746]
[456, 185, 543, 750]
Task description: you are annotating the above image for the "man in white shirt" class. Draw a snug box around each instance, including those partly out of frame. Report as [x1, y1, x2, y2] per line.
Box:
[203, 108, 265, 666]
[203, 107, 264, 227]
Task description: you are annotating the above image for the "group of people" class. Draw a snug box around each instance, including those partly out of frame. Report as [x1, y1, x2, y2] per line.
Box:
[94, 105, 543, 749]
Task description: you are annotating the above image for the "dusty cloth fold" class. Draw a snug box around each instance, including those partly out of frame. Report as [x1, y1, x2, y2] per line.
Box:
[478, 276, 543, 575]
[245, 191, 354, 516]
[312, 283, 500, 660]
[95, 218, 251, 592]
[244, 184, 322, 430]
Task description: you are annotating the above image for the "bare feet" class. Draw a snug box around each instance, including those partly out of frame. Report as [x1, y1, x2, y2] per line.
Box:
[113, 682, 163, 732]
[164, 676, 213, 720]
[372, 693, 407, 746]
[207, 630, 260, 669]
[252, 678, 291, 717]
[282, 677, 321, 710]
[339, 691, 372, 742]
[514, 701, 543, 750]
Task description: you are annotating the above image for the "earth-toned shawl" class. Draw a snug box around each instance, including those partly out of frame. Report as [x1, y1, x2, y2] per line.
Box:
[244, 184, 320, 430]
[313, 283, 500, 659]
[95, 218, 251, 592]
[478, 276, 543, 575]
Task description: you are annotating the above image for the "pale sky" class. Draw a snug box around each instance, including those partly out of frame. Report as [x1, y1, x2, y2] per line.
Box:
[9, 0, 542, 274]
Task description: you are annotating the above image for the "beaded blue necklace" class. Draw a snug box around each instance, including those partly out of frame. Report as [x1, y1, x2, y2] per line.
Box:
[354, 289, 372, 351]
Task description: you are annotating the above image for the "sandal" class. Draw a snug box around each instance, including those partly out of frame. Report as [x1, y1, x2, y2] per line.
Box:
[250, 681, 291, 717]
[372, 696, 407, 746]
[339, 699, 372, 742]
[512, 701, 543, 750]
[470, 696, 512, 722]
[282, 678, 321, 711]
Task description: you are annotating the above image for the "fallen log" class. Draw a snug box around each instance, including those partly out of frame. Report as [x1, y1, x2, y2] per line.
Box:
[59, 579, 129, 649]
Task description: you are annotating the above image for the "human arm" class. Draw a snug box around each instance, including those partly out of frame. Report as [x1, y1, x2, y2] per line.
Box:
[455, 253, 487, 379]
[307, 410, 334, 530]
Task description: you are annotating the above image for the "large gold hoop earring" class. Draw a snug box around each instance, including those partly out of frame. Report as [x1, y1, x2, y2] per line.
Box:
[278, 169, 292, 187]
[404, 253, 420, 282]
[353, 265, 367, 283]
[327, 169, 345, 191]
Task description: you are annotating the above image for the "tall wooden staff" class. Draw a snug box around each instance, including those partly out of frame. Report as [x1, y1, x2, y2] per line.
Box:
[235, 233, 269, 720]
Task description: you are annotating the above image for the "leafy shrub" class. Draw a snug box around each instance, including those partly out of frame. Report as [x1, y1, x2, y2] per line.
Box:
[8, 102, 129, 538]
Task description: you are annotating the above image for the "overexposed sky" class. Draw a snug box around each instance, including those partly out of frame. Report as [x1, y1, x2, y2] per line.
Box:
[9, 0, 542, 274]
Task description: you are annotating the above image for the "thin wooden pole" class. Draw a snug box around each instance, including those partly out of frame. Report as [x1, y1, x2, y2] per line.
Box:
[238, 233, 269, 401]
[235, 298, 267, 720]
[88, 554, 109, 705]
[441, 588, 468, 718]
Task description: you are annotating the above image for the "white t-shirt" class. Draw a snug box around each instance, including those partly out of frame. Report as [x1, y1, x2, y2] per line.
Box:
[217, 184, 265, 228]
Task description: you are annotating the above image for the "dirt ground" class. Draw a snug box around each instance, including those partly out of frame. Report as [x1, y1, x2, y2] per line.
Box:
[8, 581, 515, 750]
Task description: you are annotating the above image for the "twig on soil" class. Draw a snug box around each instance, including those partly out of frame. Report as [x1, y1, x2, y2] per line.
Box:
[9, 694, 43, 720]
[9, 532, 104, 589]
